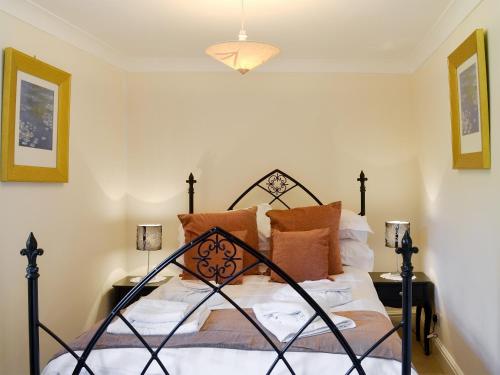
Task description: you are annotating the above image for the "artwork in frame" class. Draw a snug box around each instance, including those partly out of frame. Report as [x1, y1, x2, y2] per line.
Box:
[448, 29, 490, 169]
[1, 48, 71, 182]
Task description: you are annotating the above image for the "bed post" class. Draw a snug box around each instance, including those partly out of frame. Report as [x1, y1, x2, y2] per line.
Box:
[357, 170, 367, 216]
[20, 233, 43, 375]
[186, 173, 197, 214]
[397, 231, 418, 374]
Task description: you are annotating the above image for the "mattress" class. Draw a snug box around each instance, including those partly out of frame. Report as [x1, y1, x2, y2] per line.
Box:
[42, 266, 417, 375]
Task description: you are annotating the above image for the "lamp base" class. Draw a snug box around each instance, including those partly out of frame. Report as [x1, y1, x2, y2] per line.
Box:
[380, 272, 417, 281]
[129, 275, 167, 284]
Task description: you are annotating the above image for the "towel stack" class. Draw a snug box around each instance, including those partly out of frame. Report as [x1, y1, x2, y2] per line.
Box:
[253, 279, 355, 342]
[273, 279, 352, 308]
[253, 300, 355, 342]
[107, 298, 210, 336]
[151, 278, 225, 309]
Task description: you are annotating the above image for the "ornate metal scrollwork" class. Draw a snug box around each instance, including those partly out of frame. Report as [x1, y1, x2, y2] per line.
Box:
[265, 171, 289, 196]
[192, 234, 242, 284]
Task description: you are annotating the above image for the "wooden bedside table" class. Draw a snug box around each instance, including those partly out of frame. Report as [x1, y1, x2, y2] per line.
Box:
[369, 272, 434, 355]
[112, 275, 172, 308]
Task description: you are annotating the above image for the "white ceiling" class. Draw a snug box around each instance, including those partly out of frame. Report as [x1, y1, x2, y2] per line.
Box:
[1, 0, 483, 73]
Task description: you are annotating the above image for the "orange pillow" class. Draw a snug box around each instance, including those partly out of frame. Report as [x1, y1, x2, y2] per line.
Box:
[266, 202, 343, 275]
[270, 228, 330, 283]
[181, 230, 246, 284]
[178, 207, 260, 275]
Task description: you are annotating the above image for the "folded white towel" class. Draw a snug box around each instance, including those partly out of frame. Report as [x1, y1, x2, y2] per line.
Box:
[299, 279, 351, 292]
[274, 280, 352, 308]
[127, 299, 189, 324]
[253, 301, 355, 342]
[107, 299, 210, 336]
[152, 277, 225, 308]
[180, 279, 218, 291]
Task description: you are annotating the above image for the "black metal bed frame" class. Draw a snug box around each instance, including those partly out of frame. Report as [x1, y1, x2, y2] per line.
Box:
[22, 169, 417, 375]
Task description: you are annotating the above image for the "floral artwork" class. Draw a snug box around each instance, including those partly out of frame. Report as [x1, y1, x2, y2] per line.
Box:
[1, 47, 70, 182]
[19, 80, 55, 150]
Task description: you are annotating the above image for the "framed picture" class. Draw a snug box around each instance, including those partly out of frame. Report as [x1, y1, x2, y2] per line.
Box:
[448, 29, 490, 169]
[1, 48, 71, 182]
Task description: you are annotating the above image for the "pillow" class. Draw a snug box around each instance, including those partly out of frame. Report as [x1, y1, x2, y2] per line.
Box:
[266, 202, 343, 275]
[270, 228, 330, 283]
[178, 207, 260, 275]
[178, 203, 273, 254]
[339, 239, 374, 272]
[256, 203, 272, 253]
[339, 209, 373, 243]
[182, 230, 247, 284]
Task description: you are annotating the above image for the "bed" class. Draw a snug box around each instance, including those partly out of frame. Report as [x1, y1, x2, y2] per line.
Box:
[21, 169, 419, 375]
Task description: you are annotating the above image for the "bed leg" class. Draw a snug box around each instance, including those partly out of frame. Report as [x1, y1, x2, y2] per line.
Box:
[397, 231, 418, 375]
[21, 233, 44, 375]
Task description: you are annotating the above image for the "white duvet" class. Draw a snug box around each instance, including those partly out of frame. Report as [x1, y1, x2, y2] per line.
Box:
[43, 267, 418, 375]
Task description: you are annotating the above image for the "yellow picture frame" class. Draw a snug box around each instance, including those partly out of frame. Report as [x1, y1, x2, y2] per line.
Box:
[448, 29, 490, 169]
[1, 48, 71, 182]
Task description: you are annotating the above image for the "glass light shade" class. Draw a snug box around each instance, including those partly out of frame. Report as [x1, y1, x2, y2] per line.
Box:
[385, 221, 410, 248]
[136, 224, 162, 251]
[206, 41, 280, 74]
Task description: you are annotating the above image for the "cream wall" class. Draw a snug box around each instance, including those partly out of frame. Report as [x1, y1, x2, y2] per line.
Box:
[412, 0, 500, 373]
[3, 2, 499, 374]
[125, 72, 422, 275]
[0, 10, 128, 375]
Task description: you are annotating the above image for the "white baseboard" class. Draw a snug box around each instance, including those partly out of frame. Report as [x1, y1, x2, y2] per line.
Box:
[434, 337, 464, 375]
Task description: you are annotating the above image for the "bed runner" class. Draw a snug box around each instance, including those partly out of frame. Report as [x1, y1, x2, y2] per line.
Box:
[55, 310, 402, 363]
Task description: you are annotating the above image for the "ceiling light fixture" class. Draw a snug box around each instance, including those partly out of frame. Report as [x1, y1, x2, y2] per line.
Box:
[206, 0, 280, 74]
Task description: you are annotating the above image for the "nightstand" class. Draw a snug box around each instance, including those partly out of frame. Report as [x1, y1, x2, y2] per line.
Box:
[369, 272, 434, 355]
[112, 275, 172, 308]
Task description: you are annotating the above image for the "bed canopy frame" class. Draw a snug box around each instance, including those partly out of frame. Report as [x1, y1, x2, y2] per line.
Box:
[21, 169, 417, 375]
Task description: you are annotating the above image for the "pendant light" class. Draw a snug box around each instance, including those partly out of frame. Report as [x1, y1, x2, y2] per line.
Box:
[206, 0, 280, 74]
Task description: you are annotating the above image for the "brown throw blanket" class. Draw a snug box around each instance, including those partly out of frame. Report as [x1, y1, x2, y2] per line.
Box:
[54, 310, 402, 364]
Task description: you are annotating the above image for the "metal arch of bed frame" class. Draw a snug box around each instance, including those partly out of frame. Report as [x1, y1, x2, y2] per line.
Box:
[21, 169, 417, 375]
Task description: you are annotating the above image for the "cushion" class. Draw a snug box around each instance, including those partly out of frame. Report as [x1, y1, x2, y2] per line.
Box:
[340, 239, 374, 272]
[181, 230, 247, 284]
[178, 207, 259, 275]
[177, 203, 273, 255]
[266, 202, 343, 275]
[339, 209, 373, 243]
[270, 228, 330, 283]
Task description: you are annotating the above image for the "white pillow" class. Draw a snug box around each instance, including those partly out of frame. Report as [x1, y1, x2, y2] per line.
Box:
[256, 203, 272, 251]
[339, 239, 374, 272]
[339, 209, 373, 242]
[176, 203, 273, 252]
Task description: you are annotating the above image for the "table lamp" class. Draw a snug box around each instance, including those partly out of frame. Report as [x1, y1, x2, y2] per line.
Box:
[383, 221, 411, 280]
[130, 224, 166, 284]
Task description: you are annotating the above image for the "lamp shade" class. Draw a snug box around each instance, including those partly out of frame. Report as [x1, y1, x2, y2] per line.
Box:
[385, 221, 410, 248]
[206, 41, 280, 74]
[136, 224, 162, 251]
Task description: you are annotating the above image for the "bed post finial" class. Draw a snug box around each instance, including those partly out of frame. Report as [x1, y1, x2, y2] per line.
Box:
[20, 232, 43, 375]
[186, 173, 197, 214]
[397, 231, 418, 375]
[357, 171, 367, 216]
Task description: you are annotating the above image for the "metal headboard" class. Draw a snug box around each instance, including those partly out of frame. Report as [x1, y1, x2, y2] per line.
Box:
[186, 169, 368, 215]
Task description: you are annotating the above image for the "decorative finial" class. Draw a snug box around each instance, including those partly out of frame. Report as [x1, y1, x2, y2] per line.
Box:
[357, 170, 368, 183]
[20, 232, 44, 279]
[396, 230, 418, 278]
[186, 173, 197, 184]
[396, 231, 418, 255]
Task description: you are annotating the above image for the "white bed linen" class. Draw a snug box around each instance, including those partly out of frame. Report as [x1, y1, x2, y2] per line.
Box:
[43, 267, 417, 375]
